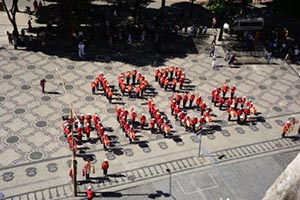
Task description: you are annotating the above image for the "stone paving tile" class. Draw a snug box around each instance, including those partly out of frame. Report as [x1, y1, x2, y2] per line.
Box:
[0, 25, 300, 199]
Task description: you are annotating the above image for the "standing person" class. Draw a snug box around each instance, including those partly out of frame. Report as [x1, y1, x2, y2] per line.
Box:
[222, 82, 228, 98]
[189, 92, 195, 108]
[33, 0, 38, 12]
[291, 117, 296, 132]
[0, 192, 4, 200]
[28, 19, 32, 31]
[7, 31, 13, 45]
[230, 85, 236, 99]
[140, 114, 146, 129]
[69, 167, 73, 181]
[12, 30, 18, 49]
[86, 186, 94, 200]
[282, 122, 289, 138]
[228, 53, 235, 65]
[78, 42, 85, 58]
[182, 92, 188, 108]
[101, 159, 109, 176]
[267, 52, 272, 64]
[91, 81, 96, 94]
[82, 160, 92, 181]
[212, 59, 216, 68]
[212, 17, 217, 28]
[40, 79, 46, 93]
[209, 45, 215, 57]
[127, 34, 132, 44]
[211, 29, 217, 45]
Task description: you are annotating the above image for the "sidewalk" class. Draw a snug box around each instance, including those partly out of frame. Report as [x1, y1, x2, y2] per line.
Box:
[1, 2, 300, 200]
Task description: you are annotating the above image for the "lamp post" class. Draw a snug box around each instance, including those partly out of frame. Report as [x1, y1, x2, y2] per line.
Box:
[70, 109, 77, 196]
[56, 68, 77, 196]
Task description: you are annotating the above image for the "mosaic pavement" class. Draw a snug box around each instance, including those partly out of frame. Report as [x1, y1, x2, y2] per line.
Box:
[0, 32, 300, 199]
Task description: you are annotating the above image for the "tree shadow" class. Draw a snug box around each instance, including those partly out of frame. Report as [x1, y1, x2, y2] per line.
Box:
[17, 2, 215, 66]
[76, 154, 96, 161]
[110, 147, 124, 156]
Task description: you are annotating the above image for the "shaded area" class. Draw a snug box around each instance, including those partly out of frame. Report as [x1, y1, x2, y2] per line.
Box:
[17, 1, 214, 65]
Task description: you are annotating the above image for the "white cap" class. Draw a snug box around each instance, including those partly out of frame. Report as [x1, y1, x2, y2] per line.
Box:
[88, 186, 92, 190]
[104, 158, 108, 161]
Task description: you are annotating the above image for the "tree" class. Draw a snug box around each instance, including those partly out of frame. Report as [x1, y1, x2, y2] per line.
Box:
[273, 0, 300, 18]
[2, 0, 19, 34]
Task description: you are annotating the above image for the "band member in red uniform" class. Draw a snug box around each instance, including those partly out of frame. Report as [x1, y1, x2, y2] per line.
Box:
[140, 114, 146, 129]
[189, 92, 195, 108]
[230, 85, 236, 99]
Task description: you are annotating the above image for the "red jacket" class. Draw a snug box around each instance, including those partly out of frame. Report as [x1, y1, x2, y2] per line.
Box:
[101, 161, 109, 170]
[86, 189, 94, 198]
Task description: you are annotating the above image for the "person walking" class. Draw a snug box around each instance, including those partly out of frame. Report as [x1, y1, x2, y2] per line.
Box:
[86, 186, 94, 200]
[101, 159, 109, 176]
[40, 79, 46, 93]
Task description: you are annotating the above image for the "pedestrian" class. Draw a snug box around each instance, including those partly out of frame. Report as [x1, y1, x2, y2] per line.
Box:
[82, 160, 92, 181]
[212, 59, 216, 68]
[230, 85, 236, 99]
[149, 118, 155, 133]
[202, 26, 207, 34]
[267, 52, 272, 64]
[0, 192, 4, 200]
[212, 17, 217, 28]
[86, 186, 94, 200]
[209, 45, 215, 57]
[189, 92, 195, 108]
[182, 92, 188, 108]
[282, 122, 288, 138]
[228, 53, 235, 65]
[78, 42, 85, 58]
[91, 81, 96, 94]
[33, 0, 38, 12]
[69, 167, 73, 181]
[141, 30, 146, 42]
[28, 19, 32, 31]
[291, 117, 296, 132]
[132, 69, 137, 85]
[101, 159, 109, 176]
[140, 114, 146, 129]
[12, 30, 18, 49]
[211, 29, 217, 45]
[101, 133, 110, 151]
[6, 31, 13, 45]
[127, 34, 132, 44]
[40, 79, 46, 93]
